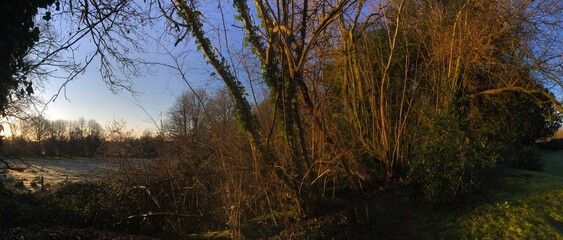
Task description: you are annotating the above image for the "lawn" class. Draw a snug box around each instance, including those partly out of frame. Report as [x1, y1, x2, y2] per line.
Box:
[189, 162, 563, 239]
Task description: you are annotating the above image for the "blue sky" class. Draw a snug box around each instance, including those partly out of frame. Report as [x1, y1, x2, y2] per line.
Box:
[39, 44, 219, 132]
[34, 2, 224, 133]
[31, 0, 256, 134]
[41, 63, 184, 132]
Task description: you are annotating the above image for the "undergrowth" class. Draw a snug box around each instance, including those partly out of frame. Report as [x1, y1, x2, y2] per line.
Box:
[1, 152, 562, 239]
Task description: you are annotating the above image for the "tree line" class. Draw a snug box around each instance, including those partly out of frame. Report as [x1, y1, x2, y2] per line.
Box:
[1, 87, 236, 160]
[2, 117, 160, 159]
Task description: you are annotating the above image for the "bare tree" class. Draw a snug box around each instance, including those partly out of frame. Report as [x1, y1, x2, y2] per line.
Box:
[165, 89, 207, 138]
[19, 114, 51, 155]
[157, 0, 363, 215]
[85, 119, 103, 157]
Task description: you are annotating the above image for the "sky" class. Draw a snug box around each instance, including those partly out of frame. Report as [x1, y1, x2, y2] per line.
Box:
[29, 2, 227, 134]
[41, 63, 186, 132]
[37, 52, 199, 133]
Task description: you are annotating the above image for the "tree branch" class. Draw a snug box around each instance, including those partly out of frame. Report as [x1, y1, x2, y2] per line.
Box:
[473, 86, 563, 113]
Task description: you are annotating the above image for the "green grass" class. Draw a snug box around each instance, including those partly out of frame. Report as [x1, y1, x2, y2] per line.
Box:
[358, 151, 563, 240]
[221, 167, 560, 239]
[361, 151, 563, 240]
[457, 168, 563, 240]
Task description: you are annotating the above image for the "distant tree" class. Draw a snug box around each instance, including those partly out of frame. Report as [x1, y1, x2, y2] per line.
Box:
[46, 119, 69, 157]
[85, 119, 103, 157]
[165, 89, 207, 139]
[68, 117, 87, 157]
[100, 119, 133, 158]
[19, 115, 50, 156]
[205, 88, 235, 128]
[136, 130, 158, 158]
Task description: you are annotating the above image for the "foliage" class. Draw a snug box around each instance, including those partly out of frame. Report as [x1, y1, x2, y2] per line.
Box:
[503, 145, 544, 172]
[469, 91, 561, 170]
[410, 112, 498, 202]
[334, 0, 562, 203]
[0, 0, 55, 114]
[1, 0, 563, 238]
[42, 182, 123, 226]
[165, 0, 358, 216]
[338, 25, 417, 179]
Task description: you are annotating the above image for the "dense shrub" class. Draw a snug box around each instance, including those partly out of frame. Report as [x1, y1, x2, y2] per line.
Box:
[41, 181, 186, 235]
[42, 182, 130, 226]
[410, 114, 498, 202]
[502, 145, 544, 172]
[535, 139, 563, 151]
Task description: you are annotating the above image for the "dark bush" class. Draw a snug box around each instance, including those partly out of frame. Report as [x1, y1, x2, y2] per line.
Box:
[535, 139, 563, 151]
[41, 181, 167, 235]
[502, 145, 543, 171]
[550, 139, 563, 151]
[410, 114, 498, 202]
[43, 182, 130, 227]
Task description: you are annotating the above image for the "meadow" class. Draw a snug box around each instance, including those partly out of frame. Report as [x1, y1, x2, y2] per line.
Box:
[0, 158, 118, 191]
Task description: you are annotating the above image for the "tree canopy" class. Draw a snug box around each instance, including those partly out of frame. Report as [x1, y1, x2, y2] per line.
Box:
[0, 0, 55, 115]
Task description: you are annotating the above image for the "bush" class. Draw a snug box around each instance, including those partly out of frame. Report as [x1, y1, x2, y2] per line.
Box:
[549, 139, 563, 151]
[410, 114, 498, 202]
[43, 182, 130, 227]
[503, 145, 543, 171]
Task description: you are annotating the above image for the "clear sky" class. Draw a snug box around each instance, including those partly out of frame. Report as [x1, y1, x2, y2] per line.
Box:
[33, 2, 225, 134]
[41, 63, 186, 132]
[38, 47, 218, 133]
